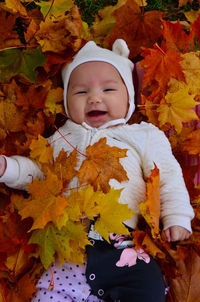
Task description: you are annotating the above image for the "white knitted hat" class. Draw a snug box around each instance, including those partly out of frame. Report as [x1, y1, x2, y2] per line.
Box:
[62, 39, 135, 123]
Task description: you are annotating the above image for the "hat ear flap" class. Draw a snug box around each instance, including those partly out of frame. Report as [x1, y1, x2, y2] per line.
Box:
[112, 39, 130, 58]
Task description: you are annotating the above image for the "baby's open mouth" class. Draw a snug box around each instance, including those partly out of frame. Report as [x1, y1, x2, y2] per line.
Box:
[87, 110, 107, 117]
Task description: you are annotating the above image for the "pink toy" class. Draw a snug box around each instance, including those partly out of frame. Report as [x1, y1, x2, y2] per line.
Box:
[116, 248, 150, 267]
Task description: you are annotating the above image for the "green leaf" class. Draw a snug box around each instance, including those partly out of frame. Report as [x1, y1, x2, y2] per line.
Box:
[35, 0, 74, 18]
[0, 48, 47, 83]
[29, 225, 55, 269]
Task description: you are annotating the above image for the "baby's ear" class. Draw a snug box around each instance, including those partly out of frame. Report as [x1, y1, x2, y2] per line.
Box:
[112, 39, 130, 58]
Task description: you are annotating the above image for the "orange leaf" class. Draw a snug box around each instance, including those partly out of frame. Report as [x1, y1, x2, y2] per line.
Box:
[162, 20, 192, 53]
[47, 149, 78, 187]
[78, 138, 128, 193]
[18, 170, 69, 230]
[140, 46, 185, 92]
[139, 164, 160, 239]
[105, 0, 163, 58]
[30, 135, 53, 163]
[182, 129, 200, 156]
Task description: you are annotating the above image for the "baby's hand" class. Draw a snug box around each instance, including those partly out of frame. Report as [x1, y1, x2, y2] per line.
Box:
[164, 226, 191, 242]
[0, 156, 6, 177]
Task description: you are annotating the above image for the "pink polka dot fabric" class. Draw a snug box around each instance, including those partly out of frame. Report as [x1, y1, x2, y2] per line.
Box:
[32, 260, 104, 302]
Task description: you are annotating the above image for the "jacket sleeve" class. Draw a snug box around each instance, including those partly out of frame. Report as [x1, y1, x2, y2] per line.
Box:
[141, 123, 194, 233]
[0, 155, 44, 190]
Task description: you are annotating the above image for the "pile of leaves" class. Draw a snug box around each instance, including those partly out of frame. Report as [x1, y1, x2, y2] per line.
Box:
[0, 0, 200, 301]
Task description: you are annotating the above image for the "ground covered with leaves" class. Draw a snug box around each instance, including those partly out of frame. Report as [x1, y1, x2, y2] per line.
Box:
[0, 0, 200, 301]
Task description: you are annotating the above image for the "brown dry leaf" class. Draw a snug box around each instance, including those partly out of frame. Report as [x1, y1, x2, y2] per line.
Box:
[0, 11, 21, 46]
[167, 247, 200, 302]
[24, 19, 40, 43]
[78, 137, 129, 193]
[178, 0, 193, 7]
[2, 0, 27, 16]
[35, 6, 82, 53]
[139, 164, 160, 239]
[105, 0, 163, 58]
[182, 129, 200, 156]
[0, 100, 25, 132]
[6, 271, 36, 302]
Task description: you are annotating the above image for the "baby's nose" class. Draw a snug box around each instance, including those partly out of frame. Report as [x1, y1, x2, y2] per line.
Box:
[88, 94, 102, 104]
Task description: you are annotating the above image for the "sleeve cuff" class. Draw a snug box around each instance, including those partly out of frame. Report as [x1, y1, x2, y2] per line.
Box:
[0, 156, 19, 183]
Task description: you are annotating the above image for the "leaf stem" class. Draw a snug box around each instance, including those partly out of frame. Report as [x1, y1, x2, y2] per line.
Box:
[55, 127, 88, 158]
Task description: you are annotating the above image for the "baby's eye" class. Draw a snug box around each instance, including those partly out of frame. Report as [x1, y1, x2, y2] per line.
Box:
[75, 91, 87, 94]
[103, 88, 116, 92]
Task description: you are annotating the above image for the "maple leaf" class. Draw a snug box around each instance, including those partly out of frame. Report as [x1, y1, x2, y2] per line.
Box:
[35, 6, 82, 53]
[167, 247, 200, 302]
[17, 170, 69, 230]
[157, 86, 199, 134]
[190, 14, 200, 48]
[133, 231, 165, 259]
[182, 129, 200, 156]
[82, 0, 126, 46]
[140, 46, 186, 92]
[139, 164, 160, 239]
[0, 11, 21, 46]
[36, 0, 74, 18]
[162, 20, 192, 53]
[44, 87, 64, 115]
[184, 9, 200, 23]
[178, 0, 193, 7]
[78, 137, 128, 193]
[105, 0, 163, 58]
[47, 149, 78, 188]
[15, 80, 52, 111]
[0, 100, 25, 132]
[29, 224, 56, 269]
[0, 48, 47, 83]
[1, 0, 27, 16]
[53, 220, 89, 265]
[30, 135, 53, 163]
[65, 186, 104, 221]
[180, 51, 200, 96]
[94, 188, 133, 241]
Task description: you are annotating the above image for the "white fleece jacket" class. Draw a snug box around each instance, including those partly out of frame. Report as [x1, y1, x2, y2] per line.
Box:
[0, 119, 194, 232]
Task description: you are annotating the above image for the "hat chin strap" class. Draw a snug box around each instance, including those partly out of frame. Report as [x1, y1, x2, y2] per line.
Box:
[82, 118, 126, 130]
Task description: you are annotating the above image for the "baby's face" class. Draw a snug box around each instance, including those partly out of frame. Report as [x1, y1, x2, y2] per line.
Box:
[67, 61, 129, 128]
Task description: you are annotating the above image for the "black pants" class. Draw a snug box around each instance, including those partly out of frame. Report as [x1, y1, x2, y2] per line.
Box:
[86, 231, 165, 302]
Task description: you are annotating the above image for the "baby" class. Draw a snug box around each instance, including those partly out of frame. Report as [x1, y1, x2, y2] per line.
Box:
[0, 39, 194, 302]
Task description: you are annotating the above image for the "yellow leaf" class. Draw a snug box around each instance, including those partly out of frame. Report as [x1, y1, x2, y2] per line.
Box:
[30, 135, 53, 163]
[66, 186, 103, 221]
[18, 170, 69, 230]
[35, 6, 82, 53]
[44, 87, 64, 115]
[181, 51, 200, 96]
[139, 165, 160, 239]
[184, 9, 200, 23]
[4, 0, 27, 16]
[157, 86, 198, 134]
[36, 0, 74, 18]
[83, 0, 126, 46]
[94, 188, 134, 241]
